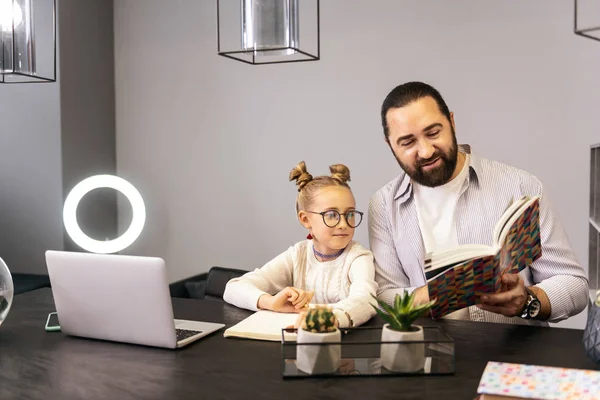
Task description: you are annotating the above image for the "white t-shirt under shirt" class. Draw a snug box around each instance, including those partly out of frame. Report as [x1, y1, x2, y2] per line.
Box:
[412, 153, 470, 255]
[413, 153, 471, 320]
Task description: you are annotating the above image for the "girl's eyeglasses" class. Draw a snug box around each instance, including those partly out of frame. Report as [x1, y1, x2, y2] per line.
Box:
[305, 210, 363, 228]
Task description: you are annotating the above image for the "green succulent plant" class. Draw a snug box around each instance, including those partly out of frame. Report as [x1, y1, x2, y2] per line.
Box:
[302, 305, 337, 333]
[372, 291, 436, 332]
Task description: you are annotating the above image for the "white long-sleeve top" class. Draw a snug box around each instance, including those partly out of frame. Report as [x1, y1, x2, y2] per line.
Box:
[223, 240, 378, 328]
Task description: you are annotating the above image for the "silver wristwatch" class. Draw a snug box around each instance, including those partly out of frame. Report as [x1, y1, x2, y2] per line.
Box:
[520, 288, 542, 319]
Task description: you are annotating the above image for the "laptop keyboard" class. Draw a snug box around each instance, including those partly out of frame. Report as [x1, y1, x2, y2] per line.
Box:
[176, 328, 203, 341]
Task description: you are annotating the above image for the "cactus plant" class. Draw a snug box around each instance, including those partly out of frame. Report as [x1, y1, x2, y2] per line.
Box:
[296, 305, 341, 374]
[301, 305, 337, 333]
[372, 291, 436, 332]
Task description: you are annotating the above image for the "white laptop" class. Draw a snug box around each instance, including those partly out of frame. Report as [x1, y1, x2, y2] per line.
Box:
[45, 250, 225, 349]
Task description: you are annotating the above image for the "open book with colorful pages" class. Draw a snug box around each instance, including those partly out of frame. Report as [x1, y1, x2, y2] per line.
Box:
[476, 361, 600, 400]
[425, 195, 542, 319]
[223, 310, 298, 342]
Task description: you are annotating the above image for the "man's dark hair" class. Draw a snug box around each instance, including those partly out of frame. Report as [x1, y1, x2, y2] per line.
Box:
[380, 81, 451, 138]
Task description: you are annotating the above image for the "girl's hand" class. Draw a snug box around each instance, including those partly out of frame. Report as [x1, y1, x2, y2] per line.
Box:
[258, 287, 314, 313]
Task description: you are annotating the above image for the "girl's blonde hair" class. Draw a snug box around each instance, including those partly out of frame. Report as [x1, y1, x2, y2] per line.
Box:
[289, 161, 351, 213]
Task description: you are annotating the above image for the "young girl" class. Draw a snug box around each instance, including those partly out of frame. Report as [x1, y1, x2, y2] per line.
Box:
[223, 161, 378, 328]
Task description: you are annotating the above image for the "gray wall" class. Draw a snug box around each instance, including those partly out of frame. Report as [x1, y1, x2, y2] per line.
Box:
[0, 0, 116, 275]
[114, 0, 600, 328]
[0, 84, 63, 274]
[59, 0, 117, 249]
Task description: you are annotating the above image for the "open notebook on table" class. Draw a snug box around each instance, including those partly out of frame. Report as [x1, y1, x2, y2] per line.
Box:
[425, 195, 542, 319]
[223, 310, 299, 341]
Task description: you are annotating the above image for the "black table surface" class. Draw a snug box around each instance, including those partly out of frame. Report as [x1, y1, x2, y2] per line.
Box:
[0, 289, 598, 400]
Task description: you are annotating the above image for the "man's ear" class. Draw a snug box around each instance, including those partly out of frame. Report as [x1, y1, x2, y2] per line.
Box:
[450, 111, 456, 132]
[298, 211, 311, 229]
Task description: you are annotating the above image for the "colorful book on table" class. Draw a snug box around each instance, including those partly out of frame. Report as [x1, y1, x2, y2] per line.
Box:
[425, 195, 542, 319]
[476, 361, 600, 399]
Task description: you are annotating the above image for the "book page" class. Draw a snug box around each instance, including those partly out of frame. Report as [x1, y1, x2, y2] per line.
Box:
[223, 310, 299, 342]
[424, 244, 494, 274]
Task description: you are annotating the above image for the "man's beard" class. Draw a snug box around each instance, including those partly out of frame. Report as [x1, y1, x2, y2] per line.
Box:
[393, 132, 459, 188]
